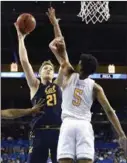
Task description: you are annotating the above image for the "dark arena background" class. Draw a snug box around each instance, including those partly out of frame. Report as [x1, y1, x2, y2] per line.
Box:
[1, 1, 127, 163]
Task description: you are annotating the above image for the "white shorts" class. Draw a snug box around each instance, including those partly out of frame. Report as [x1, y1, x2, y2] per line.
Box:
[57, 118, 95, 161]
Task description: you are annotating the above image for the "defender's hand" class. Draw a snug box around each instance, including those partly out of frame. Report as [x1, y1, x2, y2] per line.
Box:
[46, 7, 58, 26]
[31, 98, 46, 114]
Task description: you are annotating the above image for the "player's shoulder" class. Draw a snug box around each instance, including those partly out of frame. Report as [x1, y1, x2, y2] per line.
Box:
[70, 72, 79, 80]
[87, 77, 95, 83]
[61, 72, 78, 89]
[85, 77, 95, 91]
[67, 72, 79, 83]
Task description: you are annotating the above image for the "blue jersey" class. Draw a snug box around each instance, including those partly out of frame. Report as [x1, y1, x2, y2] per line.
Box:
[30, 82, 62, 130]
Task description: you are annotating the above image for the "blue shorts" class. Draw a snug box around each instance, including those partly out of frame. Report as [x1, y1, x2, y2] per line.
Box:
[27, 128, 59, 163]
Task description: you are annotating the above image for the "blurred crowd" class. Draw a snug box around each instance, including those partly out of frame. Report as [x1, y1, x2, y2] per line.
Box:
[1, 136, 127, 163]
[1, 122, 127, 163]
[95, 148, 127, 163]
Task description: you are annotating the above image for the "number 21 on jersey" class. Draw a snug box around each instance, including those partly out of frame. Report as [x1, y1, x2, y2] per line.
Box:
[72, 88, 83, 106]
[47, 93, 57, 106]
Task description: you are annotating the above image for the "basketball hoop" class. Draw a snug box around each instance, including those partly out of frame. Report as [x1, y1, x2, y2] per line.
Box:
[78, 1, 110, 24]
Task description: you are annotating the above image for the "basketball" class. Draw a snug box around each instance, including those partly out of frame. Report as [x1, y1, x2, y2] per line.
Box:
[16, 13, 36, 34]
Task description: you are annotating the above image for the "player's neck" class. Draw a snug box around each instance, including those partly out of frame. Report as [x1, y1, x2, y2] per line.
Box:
[41, 78, 52, 85]
[79, 72, 88, 80]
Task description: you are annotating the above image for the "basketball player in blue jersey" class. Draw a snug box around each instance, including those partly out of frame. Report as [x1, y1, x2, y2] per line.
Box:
[14, 10, 64, 162]
[48, 7, 127, 163]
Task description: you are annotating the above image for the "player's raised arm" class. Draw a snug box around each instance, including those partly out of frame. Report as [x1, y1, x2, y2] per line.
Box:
[94, 83, 127, 155]
[46, 7, 67, 86]
[46, 7, 62, 38]
[47, 7, 69, 63]
[47, 7, 74, 79]
[49, 37, 74, 78]
[1, 99, 45, 119]
[14, 23, 39, 89]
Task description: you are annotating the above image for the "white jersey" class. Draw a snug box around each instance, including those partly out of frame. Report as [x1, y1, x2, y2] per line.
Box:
[61, 73, 95, 122]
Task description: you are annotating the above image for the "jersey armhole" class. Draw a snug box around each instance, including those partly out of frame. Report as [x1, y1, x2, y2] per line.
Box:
[62, 73, 78, 89]
[91, 80, 95, 100]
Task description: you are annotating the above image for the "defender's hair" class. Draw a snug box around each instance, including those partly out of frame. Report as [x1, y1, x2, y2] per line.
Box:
[80, 54, 98, 75]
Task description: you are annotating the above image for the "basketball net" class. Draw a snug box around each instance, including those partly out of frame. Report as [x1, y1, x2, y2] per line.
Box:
[78, 1, 110, 24]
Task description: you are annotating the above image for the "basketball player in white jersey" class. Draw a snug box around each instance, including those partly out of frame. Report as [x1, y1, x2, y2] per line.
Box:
[47, 7, 127, 163]
[48, 31, 127, 163]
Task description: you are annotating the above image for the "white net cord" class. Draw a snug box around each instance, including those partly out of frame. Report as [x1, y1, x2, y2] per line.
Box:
[78, 1, 110, 24]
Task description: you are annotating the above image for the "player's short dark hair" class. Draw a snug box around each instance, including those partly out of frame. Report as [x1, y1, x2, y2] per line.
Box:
[39, 60, 54, 74]
[79, 54, 98, 75]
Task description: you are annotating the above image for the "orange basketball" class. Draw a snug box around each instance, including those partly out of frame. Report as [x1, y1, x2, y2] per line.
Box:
[16, 13, 36, 34]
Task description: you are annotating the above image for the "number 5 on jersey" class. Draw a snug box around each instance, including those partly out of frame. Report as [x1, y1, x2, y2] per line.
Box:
[72, 88, 83, 106]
